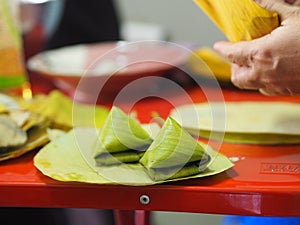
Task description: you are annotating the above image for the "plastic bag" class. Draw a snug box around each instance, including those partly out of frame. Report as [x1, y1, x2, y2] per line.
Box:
[0, 0, 27, 90]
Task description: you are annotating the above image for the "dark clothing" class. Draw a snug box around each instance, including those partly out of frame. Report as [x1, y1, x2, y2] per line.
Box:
[0, 207, 115, 225]
[0, 208, 69, 225]
[45, 0, 120, 50]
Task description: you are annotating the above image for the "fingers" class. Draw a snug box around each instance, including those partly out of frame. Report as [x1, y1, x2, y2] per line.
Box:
[231, 66, 296, 96]
[254, 0, 297, 20]
[259, 87, 294, 96]
[213, 41, 257, 67]
[216, 44, 300, 96]
[231, 63, 299, 96]
[214, 42, 249, 66]
[230, 64, 265, 90]
[214, 41, 266, 90]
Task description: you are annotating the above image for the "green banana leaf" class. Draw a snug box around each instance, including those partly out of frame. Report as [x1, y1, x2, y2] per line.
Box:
[148, 161, 209, 182]
[139, 117, 211, 181]
[34, 127, 234, 186]
[93, 106, 153, 165]
[95, 151, 144, 166]
[18, 90, 109, 129]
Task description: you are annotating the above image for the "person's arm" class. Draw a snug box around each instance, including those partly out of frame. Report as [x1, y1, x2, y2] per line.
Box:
[213, 0, 300, 96]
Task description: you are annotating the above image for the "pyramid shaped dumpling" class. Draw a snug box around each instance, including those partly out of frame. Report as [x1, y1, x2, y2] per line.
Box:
[93, 106, 153, 166]
[140, 117, 210, 181]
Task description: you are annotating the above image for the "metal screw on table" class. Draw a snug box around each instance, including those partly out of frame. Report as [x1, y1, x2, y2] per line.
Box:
[139, 194, 150, 205]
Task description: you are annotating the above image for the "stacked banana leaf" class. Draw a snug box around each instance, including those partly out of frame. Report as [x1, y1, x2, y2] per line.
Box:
[0, 90, 108, 161]
[0, 107, 49, 161]
[170, 102, 300, 145]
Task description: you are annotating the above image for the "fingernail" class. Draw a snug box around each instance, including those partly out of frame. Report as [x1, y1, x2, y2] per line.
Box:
[213, 41, 227, 51]
[253, 0, 262, 6]
[213, 42, 222, 50]
[285, 0, 296, 4]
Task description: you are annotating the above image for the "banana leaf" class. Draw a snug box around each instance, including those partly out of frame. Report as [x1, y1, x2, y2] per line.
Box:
[34, 127, 234, 185]
[0, 122, 49, 161]
[0, 114, 27, 148]
[93, 106, 153, 166]
[149, 162, 204, 181]
[188, 47, 231, 82]
[170, 102, 300, 145]
[139, 117, 211, 181]
[95, 151, 145, 166]
[0, 95, 50, 161]
[0, 103, 7, 113]
[9, 109, 30, 128]
[18, 90, 109, 129]
[194, 0, 279, 42]
[0, 90, 109, 162]
[189, 130, 300, 145]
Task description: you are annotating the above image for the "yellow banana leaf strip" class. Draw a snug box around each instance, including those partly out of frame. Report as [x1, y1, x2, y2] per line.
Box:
[194, 0, 279, 42]
[188, 47, 231, 82]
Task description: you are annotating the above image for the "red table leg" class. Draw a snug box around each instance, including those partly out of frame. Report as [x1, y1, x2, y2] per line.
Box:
[135, 210, 150, 225]
[114, 210, 135, 225]
[114, 210, 150, 225]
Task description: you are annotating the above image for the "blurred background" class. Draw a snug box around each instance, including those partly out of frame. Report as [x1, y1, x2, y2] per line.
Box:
[117, 0, 226, 45]
[20, 0, 226, 224]
[21, 0, 227, 58]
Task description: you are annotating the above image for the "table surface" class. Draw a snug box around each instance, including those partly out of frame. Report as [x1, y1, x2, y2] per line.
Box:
[0, 74, 299, 217]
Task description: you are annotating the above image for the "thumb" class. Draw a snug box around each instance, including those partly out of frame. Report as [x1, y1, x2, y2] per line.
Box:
[255, 0, 298, 20]
[213, 41, 259, 66]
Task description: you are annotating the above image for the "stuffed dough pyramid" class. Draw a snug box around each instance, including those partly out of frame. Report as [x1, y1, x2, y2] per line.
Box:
[93, 106, 153, 166]
[140, 117, 211, 181]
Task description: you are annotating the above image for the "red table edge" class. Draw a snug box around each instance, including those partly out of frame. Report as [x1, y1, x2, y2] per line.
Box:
[0, 180, 299, 217]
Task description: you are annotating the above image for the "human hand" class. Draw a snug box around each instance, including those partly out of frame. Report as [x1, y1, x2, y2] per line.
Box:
[213, 0, 300, 95]
[285, 0, 300, 5]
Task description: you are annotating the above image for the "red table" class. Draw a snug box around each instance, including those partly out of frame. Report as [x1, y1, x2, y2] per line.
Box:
[1, 74, 300, 225]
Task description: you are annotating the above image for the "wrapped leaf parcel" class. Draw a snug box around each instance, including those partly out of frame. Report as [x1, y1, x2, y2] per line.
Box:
[0, 90, 109, 161]
[0, 114, 27, 148]
[34, 106, 234, 185]
[140, 117, 211, 181]
[34, 127, 234, 185]
[194, 0, 279, 42]
[93, 106, 153, 166]
[0, 109, 49, 161]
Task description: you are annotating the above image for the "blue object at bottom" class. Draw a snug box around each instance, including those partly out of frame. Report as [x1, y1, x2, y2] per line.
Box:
[221, 216, 300, 225]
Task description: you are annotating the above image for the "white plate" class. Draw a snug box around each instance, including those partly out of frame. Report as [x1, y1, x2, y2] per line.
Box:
[27, 41, 189, 101]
